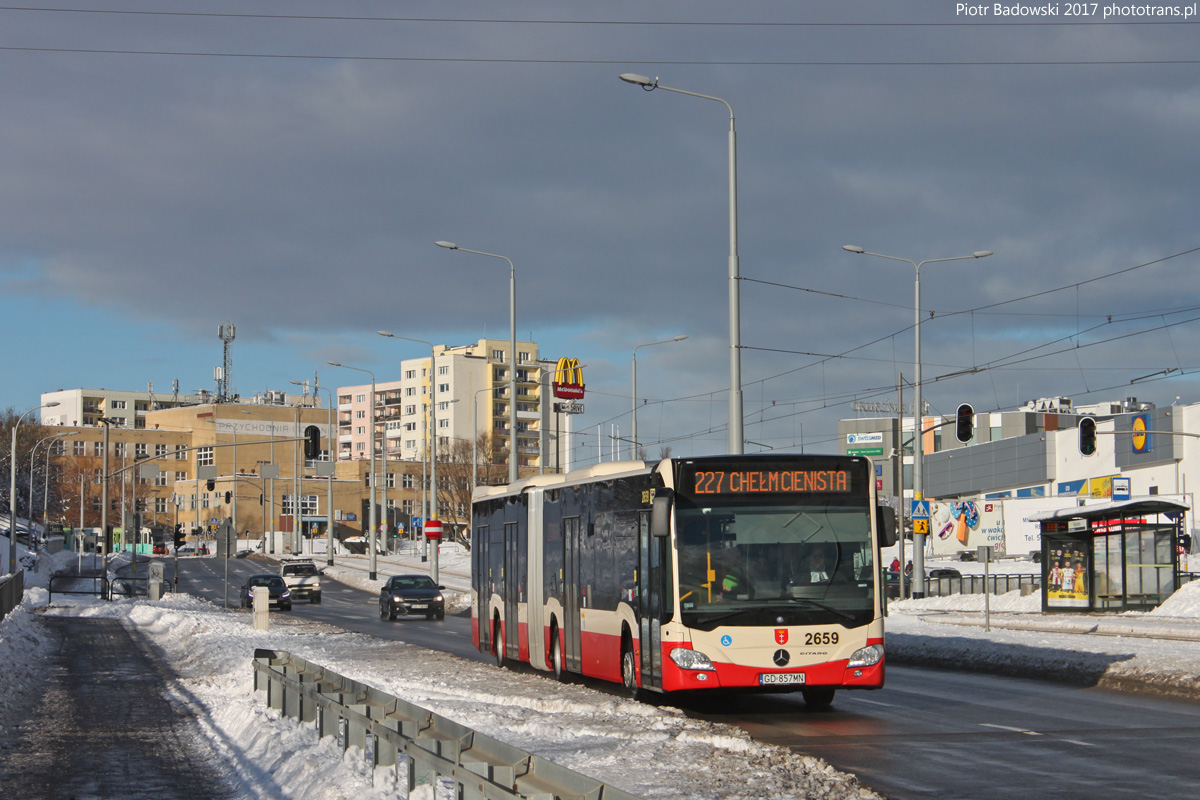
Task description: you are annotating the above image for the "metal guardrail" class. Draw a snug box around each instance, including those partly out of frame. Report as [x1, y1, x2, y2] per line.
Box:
[0, 571, 24, 620]
[252, 648, 643, 800]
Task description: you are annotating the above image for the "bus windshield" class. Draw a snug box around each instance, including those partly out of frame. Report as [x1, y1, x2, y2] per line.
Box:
[675, 499, 875, 630]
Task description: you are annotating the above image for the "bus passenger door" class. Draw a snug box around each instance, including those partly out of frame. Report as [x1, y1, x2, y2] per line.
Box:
[504, 521, 520, 661]
[638, 510, 665, 691]
[563, 516, 583, 671]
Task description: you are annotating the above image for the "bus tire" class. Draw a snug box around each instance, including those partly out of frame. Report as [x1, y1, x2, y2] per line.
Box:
[802, 687, 836, 710]
[492, 616, 505, 669]
[550, 625, 565, 682]
[621, 632, 642, 701]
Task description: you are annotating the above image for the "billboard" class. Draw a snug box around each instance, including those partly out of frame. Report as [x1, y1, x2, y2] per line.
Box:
[926, 496, 1078, 557]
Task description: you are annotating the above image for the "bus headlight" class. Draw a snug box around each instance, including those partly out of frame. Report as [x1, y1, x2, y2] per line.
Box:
[847, 644, 883, 668]
[669, 647, 716, 671]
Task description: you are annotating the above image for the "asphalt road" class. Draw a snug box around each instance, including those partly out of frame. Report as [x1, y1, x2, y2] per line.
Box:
[173, 554, 488, 663]
[174, 555, 1200, 800]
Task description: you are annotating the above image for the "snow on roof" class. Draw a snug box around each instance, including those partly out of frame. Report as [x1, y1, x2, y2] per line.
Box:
[1028, 497, 1189, 522]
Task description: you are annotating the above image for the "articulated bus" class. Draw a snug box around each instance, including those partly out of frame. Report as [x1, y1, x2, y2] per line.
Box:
[470, 454, 897, 707]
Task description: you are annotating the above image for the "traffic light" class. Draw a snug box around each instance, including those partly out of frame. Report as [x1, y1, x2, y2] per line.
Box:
[206, 478, 216, 492]
[304, 425, 321, 460]
[955, 403, 974, 443]
[1079, 416, 1097, 456]
[173, 524, 184, 550]
[224, 491, 232, 504]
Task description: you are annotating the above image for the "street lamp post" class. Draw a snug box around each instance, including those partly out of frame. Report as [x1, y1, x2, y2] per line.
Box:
[435, 241, 519, 483]
[472, 385, 499, 489]
[842, 245, 993, 596]
[378, 332, 441, 550]
[9, 402, 59, 574]
[328, 361, 378, 580]
[97, 415, 118, 597]
[620, 73, 743, 454]
[29, 431, 77, 544]
[632, 336, 688, 459]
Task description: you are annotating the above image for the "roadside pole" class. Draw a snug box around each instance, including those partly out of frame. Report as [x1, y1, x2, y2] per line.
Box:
[425, 519, 443, 584]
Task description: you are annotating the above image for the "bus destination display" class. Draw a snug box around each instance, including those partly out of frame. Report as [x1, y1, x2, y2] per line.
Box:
[691, 468, 851, 495]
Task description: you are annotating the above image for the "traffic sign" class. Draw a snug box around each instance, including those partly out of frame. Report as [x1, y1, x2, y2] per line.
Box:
[913, 519, 929, 535]
[911, 500, 930, 519]
[424, 519, 443, 541]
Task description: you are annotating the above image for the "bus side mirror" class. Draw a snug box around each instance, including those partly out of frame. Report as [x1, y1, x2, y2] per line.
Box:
[877, 506, 898, 548]
[651, 490, 673, 538]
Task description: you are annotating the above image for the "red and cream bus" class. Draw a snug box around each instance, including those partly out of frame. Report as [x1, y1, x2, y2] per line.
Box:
[470, 454, 896, 707]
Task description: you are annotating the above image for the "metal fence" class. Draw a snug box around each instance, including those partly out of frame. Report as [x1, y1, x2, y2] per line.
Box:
[48, 570, 153, 601]
[922, 571, 1200, 598]
[253, 648, 643, 800]
[0, 570, 24, 620]
[922, 573, 1042, 598]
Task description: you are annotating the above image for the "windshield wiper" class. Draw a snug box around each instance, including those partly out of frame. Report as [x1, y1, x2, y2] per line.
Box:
[774, 597, 856, 621]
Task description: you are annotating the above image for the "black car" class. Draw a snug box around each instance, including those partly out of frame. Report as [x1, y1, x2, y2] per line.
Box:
[380, 574, 445, 620]
[240, 574, 292, 611]
[927, 567, 962, 580]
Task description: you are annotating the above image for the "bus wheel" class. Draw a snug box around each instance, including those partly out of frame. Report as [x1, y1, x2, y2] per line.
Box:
[492, 617, 505, 669]
[802, 687, 835, 710]
[550, 626, 565, 681]
[621, 638, 642, 701]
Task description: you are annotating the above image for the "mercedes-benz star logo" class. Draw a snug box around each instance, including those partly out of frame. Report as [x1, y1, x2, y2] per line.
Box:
[772, 649, 790, 667]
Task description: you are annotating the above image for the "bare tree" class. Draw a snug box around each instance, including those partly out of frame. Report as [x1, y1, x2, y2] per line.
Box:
[435, 432, 507, 550]
[54, 454, 102, 529]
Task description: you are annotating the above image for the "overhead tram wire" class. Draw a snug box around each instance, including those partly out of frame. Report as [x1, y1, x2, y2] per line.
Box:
[634, 247, 1200, 452]
[1, 7, 1195, 27]
[737, 243, 1200, 394]
[1, 44, 1199, 67]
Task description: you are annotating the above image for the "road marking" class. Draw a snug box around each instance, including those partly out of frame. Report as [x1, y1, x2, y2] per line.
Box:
[851, 697, 900, 708]
[980, 723, 1042, 736]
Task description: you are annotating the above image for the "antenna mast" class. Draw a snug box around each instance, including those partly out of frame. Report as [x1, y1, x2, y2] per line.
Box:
[216, 321, 236, 403]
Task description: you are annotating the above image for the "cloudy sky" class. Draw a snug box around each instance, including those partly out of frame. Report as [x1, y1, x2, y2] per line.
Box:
[2, 2, 1198, 462]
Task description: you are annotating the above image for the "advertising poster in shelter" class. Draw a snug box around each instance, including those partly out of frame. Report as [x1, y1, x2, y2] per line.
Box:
[1046, 538, 1090, 608]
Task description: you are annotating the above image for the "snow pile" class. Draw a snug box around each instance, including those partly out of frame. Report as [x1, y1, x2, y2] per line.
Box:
[0, 591, 57, 739]
[885, 578, 1200, 697]
[37, 593, 882, 800]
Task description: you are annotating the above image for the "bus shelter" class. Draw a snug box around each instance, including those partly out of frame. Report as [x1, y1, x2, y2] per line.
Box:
[1029, 499, 1189, 613]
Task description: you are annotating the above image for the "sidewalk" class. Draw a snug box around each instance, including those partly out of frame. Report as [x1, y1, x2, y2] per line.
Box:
[0, 615, 242, 798]
[919, 610, 1200, 642]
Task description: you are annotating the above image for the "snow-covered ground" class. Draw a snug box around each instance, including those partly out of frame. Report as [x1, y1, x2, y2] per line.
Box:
[2, 540, 1200, 799]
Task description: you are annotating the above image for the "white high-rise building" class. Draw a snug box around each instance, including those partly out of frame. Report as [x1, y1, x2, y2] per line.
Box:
[335, 338, 570, 475]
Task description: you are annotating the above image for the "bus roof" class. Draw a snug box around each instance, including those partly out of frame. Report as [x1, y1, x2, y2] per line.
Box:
[471, 459, 654, 503]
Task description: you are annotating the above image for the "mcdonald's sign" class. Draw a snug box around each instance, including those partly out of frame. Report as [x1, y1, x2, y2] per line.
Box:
[553, 357, 585, 400]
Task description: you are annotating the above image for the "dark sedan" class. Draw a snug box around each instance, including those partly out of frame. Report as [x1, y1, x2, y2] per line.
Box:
[379, 574, 445, 620]
[240, 574, 292, 611]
